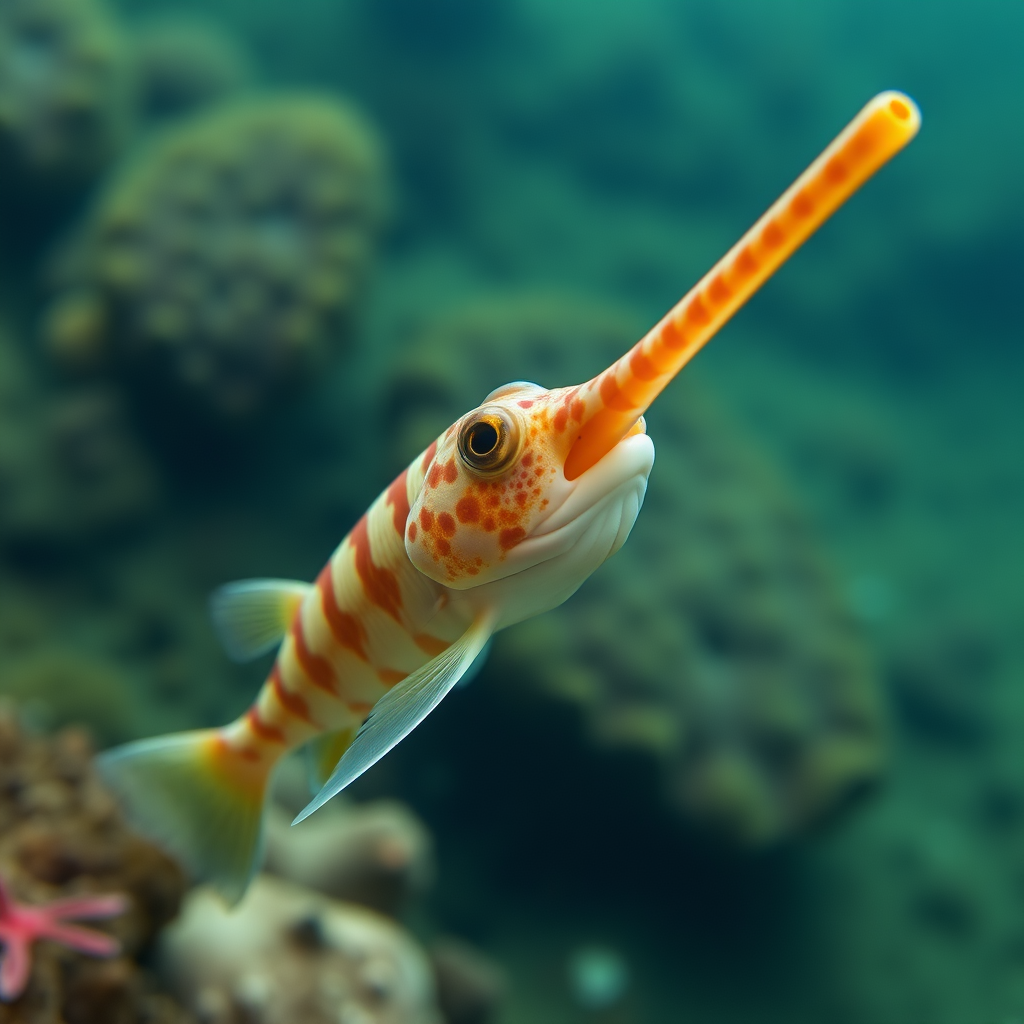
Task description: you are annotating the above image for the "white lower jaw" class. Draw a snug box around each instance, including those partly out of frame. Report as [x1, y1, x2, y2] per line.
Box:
[457, 433, 654, 629]
[532, 433, 655, 540]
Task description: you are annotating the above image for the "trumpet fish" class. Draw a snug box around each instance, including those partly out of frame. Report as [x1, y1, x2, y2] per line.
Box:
[100, 92, 920, 903]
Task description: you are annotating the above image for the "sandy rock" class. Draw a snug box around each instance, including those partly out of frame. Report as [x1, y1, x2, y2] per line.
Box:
[159, 875, 443, 1024]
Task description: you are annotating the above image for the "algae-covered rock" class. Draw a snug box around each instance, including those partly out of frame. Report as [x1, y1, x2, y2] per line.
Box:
[159, 875, 442, 1024]
[381, 293, 885, 845]
[0, 324, 159, 547]
[0, 0, 131, 192]
[266, 797, 435, 918]
[0, 652, 155, 748]
[44, 94, 390, 420]
[0, 713, 193, 1023]
[128, 16, 254, 123]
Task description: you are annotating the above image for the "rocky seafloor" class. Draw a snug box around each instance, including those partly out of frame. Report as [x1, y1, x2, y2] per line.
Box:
[0, 0, 1021, 1022]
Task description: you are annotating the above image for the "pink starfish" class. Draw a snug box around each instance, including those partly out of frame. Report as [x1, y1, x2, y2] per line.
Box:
[0, 875, 128, 1001]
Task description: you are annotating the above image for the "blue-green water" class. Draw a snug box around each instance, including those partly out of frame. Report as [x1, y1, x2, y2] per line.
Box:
[0, 1, 1021, 1021]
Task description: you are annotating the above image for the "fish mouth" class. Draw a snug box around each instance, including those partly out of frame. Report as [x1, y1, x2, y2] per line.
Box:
[532, 430, 653, 543]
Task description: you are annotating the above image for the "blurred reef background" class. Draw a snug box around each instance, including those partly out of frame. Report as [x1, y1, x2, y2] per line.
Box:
[0, 0, 1021, 1022]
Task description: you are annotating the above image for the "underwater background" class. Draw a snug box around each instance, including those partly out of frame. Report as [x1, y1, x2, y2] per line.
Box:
[0, 0, 1021, 1022]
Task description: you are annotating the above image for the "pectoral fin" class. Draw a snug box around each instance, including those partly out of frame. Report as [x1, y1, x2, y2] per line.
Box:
[293, 611, 497, 824]
[209, 579, 310, 662]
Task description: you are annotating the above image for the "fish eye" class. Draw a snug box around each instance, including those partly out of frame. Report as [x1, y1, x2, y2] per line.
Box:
[457, 406, 521, 476]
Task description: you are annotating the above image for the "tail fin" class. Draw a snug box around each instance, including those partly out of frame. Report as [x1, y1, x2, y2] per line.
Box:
[97, 729, 273, 905]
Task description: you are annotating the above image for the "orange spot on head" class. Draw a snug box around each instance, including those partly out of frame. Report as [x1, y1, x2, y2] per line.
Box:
[553, 406, 569, 432]
[442, 458, 458, 483]
[515, 490, 527, 507]
[419, 508, 434, 532]
[438, 512, 456, 537]
[482, 515, 496, 532]
[436, 537, 451, 556]
[499, 527, 526, 552]
[498, 508, 517, 526]
[456, 495, 480, 523]
[486, 493, 500, 508]
[408, 522, 417, 541]
[571, 399, 586, 422]
[427, 463, 443, 488]
[518, 399, 534, 408]
[521, 451, 534, 467]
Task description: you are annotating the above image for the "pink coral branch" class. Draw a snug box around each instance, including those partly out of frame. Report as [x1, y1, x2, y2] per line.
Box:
[38, 894, 130, 921]
[34, 921, 121, 958]
[0, 876, 128, 1002]
[0, 938, 29, 1004]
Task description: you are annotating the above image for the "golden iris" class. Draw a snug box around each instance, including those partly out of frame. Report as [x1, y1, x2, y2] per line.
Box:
[457, 406, 520, 475]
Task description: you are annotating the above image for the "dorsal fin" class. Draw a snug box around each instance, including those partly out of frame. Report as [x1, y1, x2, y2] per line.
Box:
[209, 579, 311, 662]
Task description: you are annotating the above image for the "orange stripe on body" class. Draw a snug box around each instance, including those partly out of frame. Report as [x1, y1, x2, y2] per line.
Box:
[385, 468, 411, 537]
[350, 514, 403, 622]
[318, 564, 370, 659]
[209, 732, 263, 774]
[245, 706, 286, 745]
[414, 633, 449, 657]
[378, 668, 408, 687]
[270, 665, 316, 725]
[292, 617, 340, 696]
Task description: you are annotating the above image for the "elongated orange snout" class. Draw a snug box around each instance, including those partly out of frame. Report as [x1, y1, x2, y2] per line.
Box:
[563, 90, 921, 481]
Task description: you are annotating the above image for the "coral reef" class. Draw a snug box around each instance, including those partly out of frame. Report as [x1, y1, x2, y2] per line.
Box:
[266, 797, 434, 918]
[0, 653, 154, 750]
[43, 94, 390, 420]
[0, 324, 160, 547]
[159, 875, 442, 1024]
[380, 293, 885, 844]
[0, 712, 193, 1023]
[128, 17, 254, 124]
[0, 0, 131, 200]
[0, 876, 126, 1002]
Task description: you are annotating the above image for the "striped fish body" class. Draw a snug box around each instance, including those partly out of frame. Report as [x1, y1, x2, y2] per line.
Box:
[98, 92, 920, 903]
[223, 441, 469, 774]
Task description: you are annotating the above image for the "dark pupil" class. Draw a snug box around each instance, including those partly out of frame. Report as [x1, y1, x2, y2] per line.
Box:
[469, 421, 499, 457]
